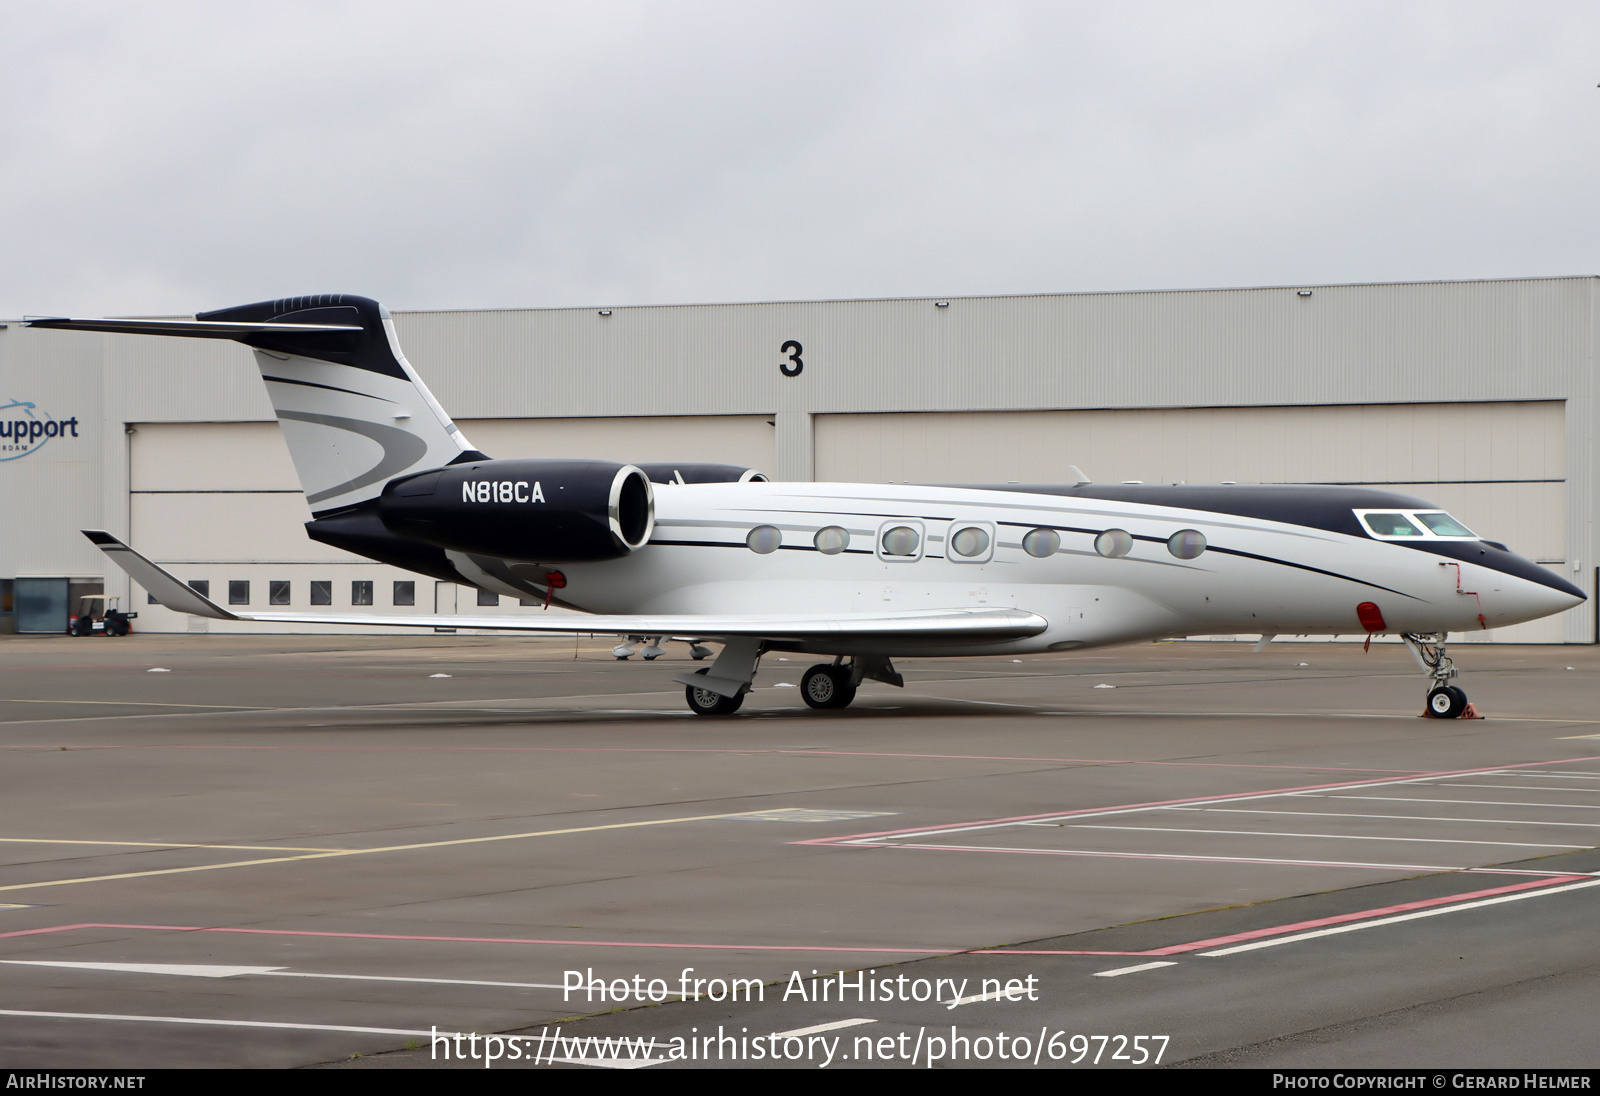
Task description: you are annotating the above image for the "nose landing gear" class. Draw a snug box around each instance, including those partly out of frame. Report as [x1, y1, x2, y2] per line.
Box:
[1403, 633, 1482, 720]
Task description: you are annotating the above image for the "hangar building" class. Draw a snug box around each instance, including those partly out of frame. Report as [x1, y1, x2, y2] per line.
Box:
[1, 275, 1592, 643]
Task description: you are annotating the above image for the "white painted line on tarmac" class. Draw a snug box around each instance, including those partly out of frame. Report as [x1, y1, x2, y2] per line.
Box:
[1070, 824, 1586, 850]
[1504, 771, 1600, 779]
[0, 959, 567, 989]
[1301, 794, 1600, 810]
[1415, 782, 1600, 794]
[771, 1018, 876, 1037]
[1092, 962, 1178, 978]
[945, 986, 1037, 1006]
[0, 1011, 663, 1068]
[2, 961, 271, 978]
[1198, 878, 1600, 957]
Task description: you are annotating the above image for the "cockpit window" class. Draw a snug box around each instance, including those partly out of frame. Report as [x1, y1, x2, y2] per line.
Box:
[1361, 512, 1423, 537]
[1413, 512, 1476, 538]
[1356, 509, 1480, 541]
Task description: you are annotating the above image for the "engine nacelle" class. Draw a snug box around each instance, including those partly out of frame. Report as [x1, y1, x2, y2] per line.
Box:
[633, 462, 768, 485]
[378, 459, 654, 562]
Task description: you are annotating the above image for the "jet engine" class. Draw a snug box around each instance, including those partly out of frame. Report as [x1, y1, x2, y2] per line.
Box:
[377, 459, 654, 562]
[633, 462, 768, 485]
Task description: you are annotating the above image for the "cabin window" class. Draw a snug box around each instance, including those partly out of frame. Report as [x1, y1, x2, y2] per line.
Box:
[746, 526, 782, 554]
[269, 580, 290, 606]
[1095, 529, 1133, 558]
[1413, 512, 1476, 538]
[310, 581, 331, 606]
[877, 522, 924, 561]
[948, 523, 993, 562]
[1167, 529, 1207, 559]
[814, 526, 849, 554]
[1022, 528, 1059, 558]
[393, 581, 415, 607]
[1361, 513, 1423, 537]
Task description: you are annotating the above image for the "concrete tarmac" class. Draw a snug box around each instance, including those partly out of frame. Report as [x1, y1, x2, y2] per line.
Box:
[0, 632, 1596, 1070]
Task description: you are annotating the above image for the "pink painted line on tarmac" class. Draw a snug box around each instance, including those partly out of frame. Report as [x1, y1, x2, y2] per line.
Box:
[983, 874, 1595, 956]
[794, 755, 1600, 844]
[0, 922, 965, 954]
[858, 842, 1515, 874]
[1138, 874, 1593, 955]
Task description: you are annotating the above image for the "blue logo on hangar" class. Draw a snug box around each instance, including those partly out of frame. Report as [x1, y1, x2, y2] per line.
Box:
[0, 398, 81, 461]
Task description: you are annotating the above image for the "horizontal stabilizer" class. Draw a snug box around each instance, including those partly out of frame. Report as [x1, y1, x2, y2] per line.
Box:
[84, 531, 1048, 643]
[26, 317, 361, 338]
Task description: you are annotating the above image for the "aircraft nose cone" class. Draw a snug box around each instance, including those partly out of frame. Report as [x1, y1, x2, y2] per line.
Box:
[1502, 565, 1586, 625]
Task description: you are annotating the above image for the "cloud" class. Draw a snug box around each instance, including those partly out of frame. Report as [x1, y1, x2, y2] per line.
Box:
[3, 0, 1597, 317]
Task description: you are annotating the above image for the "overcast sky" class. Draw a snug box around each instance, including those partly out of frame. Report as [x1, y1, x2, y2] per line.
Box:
[4, 0, 1598, 317]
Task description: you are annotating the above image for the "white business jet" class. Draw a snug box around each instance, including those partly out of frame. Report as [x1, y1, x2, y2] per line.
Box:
[31, 295, 1584, 718]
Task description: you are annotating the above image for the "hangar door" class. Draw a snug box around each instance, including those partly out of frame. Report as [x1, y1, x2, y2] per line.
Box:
[815, 401, 1570, 643]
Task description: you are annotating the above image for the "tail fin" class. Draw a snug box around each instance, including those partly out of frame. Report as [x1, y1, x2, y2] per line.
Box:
[198, 295, 482, 515]
[29, 294, 483, 515]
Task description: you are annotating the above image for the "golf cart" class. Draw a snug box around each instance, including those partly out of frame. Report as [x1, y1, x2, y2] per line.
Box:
[67, 595, 136, 637]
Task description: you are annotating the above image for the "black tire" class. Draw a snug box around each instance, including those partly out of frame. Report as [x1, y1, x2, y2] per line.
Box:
[106, 619, 130, 637]
[1427, 685, 1467, 719]
[685, 670, 744, 716]
[69, 616, 92, 637]
[801, 665, 857, 710]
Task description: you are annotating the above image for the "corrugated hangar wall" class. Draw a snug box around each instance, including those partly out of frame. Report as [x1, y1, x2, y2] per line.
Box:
[4, 276, 1594, 640]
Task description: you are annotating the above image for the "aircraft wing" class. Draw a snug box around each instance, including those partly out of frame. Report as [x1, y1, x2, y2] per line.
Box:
[84, 531, 1047, 643]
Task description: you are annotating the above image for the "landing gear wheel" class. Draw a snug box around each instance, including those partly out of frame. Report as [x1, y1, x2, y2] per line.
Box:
[685, 668, 745, 716]
[1427, 685, 1468, 719]
[801, 664, 857, 710]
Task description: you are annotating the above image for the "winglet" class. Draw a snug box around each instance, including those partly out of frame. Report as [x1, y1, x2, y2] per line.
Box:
[81, 530, 238, 620]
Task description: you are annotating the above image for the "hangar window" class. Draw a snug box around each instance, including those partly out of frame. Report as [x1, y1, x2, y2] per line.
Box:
[1360, 512, 1423, 538]
[187, 580, 209, 599]
[1167, 529, 1207, 559]
[1022, 528, 1059, 558]
[228, 580, 249, 606]
[269, 580, 290, 606]
[352, 580, 373, 606]
[394, 581, 415, 607]
[476, 588, 498, 607]
[814, 526, 849, 554]
[746, 526, 782, 554]
[879, 523, 923, 560]
[310, 581, 331, 606]
[1095, 529, 1134, 558]
[948, 523, 993, 562]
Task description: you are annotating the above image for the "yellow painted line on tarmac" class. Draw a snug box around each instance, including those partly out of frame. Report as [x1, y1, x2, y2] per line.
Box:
[0, 811, 754, 895]
[0, 838, 348, 853]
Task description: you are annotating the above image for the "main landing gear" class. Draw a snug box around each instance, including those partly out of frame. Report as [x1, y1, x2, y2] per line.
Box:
[1402, 633, 1480, 720]
[675, 645, 905, 717]
[801, 663, 856, 710]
